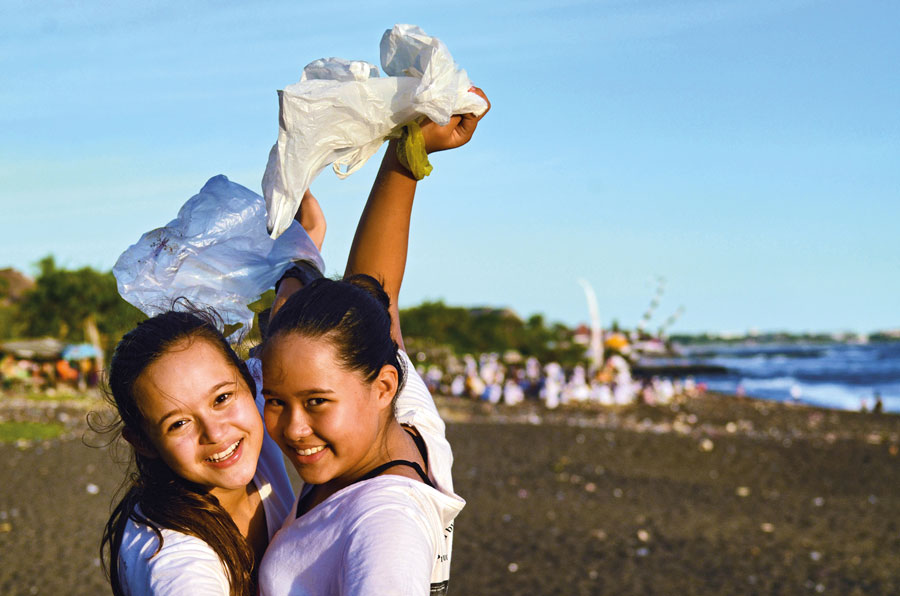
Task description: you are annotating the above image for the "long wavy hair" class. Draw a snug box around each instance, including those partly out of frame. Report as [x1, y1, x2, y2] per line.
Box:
[99, 309, 257, 596]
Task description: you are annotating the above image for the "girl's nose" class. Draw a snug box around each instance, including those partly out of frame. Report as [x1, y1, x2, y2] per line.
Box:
[200, 417, 229, 444]
[286, 410, 313, 441]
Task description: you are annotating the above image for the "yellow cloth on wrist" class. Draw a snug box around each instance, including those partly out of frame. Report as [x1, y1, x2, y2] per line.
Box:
[396, 120, 433, 180]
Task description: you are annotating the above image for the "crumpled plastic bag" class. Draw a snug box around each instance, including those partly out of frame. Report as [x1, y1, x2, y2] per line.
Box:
[113, 175, 324, 331]
[262, 23, 488, 238]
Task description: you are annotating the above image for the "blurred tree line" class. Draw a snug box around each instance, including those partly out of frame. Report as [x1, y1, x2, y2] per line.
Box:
[1, 259, 583, 364]
[0, 257, 146, 355]
[399, 301, 583, 366]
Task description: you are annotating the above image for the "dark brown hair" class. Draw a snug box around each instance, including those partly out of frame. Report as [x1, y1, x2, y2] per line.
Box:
[100, 309, 256, 596]
[264, 274, 405, 398]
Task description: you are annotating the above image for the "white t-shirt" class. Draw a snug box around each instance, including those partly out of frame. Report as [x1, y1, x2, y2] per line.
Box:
[117, 358, 295, 595]
[258, 351, 465, 596]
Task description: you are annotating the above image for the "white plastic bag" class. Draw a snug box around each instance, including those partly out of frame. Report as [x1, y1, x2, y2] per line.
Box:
[262, 23, 488, 238]
[114, 175, 324, 331]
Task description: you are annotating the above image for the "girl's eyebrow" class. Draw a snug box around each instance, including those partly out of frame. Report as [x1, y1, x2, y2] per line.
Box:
[261, 387, 335, 398]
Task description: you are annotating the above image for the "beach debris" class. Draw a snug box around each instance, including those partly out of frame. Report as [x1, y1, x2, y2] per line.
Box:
[726, 421, 738, 433]
[584, 482, 597, 493]
[812, 497, 825, 507]
[635, 547, 650, 557]
[569, 474, 583, 484]
[575, 433, 585, 444]
[866, 433, 883, 445]
[613, 488, 623, 498]
[760, 522, 775, 533]
[889, 444, 899, 456]
[553, 456, 570, 472]
[809, 551, 822, 562]
[867, 494, 878, 505]
[672, 419, 692, 434]
[501, 514, 512, 523]
[588, 570, 599, 580]
[637, 529, 651, 542]
[700, 438, 715, 452]
[517, 489, 529, 499]
[591, 528, 607, 540]
[507, 562, 519, 573]
[85, 483, 100, 495]
[0, 522, 11, 533]
[736, 486, 751, 497]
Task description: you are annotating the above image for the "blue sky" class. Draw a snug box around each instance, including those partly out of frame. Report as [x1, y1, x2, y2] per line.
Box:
[2, 0, 898, 334]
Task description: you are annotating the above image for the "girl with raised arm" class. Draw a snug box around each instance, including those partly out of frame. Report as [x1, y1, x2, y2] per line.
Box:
[257, 89, 490, 596]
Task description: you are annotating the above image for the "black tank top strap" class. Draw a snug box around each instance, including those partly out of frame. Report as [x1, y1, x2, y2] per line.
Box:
[297, 428, 437, 518]
[357, 459, 435, 487]
[406, 426, 429, 462]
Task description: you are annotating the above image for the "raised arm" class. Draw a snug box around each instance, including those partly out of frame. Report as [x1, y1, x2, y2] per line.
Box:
[271, 189, 326, 318]
[344, 88, 491, 349]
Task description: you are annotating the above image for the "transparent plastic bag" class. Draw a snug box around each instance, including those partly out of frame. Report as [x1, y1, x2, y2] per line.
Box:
[262, 23, 488, 238]
[114, 175, 324, 331]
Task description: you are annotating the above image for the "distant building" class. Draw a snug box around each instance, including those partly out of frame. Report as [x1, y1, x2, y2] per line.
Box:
[0, 268, 34, 306]
[572, 324, 591, 346]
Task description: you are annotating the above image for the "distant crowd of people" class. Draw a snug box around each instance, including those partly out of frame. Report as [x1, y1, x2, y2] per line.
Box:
[0, 354, 100, 393]
[414, 351, 704, 409]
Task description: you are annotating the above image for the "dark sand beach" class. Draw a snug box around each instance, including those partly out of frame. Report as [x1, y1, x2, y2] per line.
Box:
[1, 393, 898, 595]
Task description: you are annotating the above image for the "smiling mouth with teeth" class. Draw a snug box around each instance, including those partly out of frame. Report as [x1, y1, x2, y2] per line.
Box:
[295, 445, 326, 457]
[207, 439, 241, 463]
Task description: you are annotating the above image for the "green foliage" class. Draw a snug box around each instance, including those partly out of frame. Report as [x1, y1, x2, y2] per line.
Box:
[0, 421, 65, 443]
[400, 301, 583, 366]
[0, 305, 19, 339]
[13, 256, 146, 353]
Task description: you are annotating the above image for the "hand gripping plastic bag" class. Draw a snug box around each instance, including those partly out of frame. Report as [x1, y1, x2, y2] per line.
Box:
[262, 23, 488, 238]
[113, 175, 324, 331]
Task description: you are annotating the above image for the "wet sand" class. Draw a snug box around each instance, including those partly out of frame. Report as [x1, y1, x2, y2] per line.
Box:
[1, 393, 898, 595]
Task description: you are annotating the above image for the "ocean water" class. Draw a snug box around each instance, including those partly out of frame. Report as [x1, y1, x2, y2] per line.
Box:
[673, 342, 900, 413]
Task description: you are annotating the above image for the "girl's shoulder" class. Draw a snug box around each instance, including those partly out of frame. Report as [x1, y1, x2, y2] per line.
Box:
[324, 475, 464, 538]
[118, 512, 230, 595]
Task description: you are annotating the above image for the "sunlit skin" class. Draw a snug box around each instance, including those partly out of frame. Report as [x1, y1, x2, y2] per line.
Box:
[131, 338, 264, 510]
[261, 333, 424, 503]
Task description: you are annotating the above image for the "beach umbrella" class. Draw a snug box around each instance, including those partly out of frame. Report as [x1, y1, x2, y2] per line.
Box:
[61, 343, 99, 361]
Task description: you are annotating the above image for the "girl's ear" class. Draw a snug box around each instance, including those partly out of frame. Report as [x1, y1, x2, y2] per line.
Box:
[371, 364, 399, 410]
[122, 427, 158, 459]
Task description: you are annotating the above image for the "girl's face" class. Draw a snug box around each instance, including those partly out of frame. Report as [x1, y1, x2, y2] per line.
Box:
[132, 338, 263, 500]
[261, 333, 394, 487]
